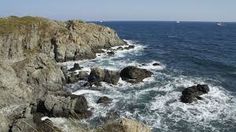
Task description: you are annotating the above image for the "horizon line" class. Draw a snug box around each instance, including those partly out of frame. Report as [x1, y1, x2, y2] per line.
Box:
[1, 15, 236, 23]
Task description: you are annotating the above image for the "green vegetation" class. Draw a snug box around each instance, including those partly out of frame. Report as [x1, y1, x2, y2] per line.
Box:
[0, 16, 52, 35]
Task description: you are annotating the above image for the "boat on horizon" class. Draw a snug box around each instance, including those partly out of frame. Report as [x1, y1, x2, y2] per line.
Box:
[217, 22, 224, 26]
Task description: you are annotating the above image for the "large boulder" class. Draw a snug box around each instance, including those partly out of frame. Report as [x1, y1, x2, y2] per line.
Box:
[88, 68, 120, 85]
[180, 84, 210, 103]
[120, 66, 153, 83]
[36, 93, 91, 119]
[96, 118, 151, 132]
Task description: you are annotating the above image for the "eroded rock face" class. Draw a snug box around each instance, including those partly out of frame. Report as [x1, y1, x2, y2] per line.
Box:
[0, 62, 32, 108]
[180, 84, 210, 103]
[0, 16, 125, 62]
[120, 66, 153, 83]
[12, 53, 66, 99]
[97, 118, 151, 132]
[88, 68, 120, 85]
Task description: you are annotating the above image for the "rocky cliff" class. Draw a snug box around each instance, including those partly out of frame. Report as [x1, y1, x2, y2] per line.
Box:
[0, 16, 150, 132]
[0, 16, 125, 62]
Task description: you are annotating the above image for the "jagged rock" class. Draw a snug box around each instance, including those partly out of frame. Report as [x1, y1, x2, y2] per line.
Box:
[0, 16, 125, 62]
[68, 63, 81, 71]
[88, 68, 120, 85]
[12, 53, 66, 100]
[67, 71, 89, 83]
[107, 51, 115, 56]
[116, 47, 124, 50]
[124, 45, 135, 50]
[37, 93, 91, 119]
[180, 84, 210, 103]
[120, 66, 153, 83]
[97, 96, 112, 104]
[96, 118, 151, 132]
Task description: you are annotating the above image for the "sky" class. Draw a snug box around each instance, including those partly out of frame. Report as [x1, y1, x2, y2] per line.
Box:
[0, 0, 236, 22]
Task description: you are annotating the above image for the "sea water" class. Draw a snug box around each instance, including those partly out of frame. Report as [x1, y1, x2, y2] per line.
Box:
[62, 22, 236, 132]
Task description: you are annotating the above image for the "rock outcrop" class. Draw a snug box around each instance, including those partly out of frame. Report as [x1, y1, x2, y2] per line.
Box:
[88, 68, 120, 85]
[120, 66, 153, 83]
[180, 84, 210, 103]
[36, 93, 92, 119]
[0, 16, 125, 62]
[0, 16, 150, 131]
[96, 118, 151, 132]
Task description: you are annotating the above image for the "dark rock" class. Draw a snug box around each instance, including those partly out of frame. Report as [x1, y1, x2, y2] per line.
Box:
[68, 63, 82, 71]
[36, 93, 91, 119]
[88, 68, 120, 85]
[153, 63, 160, 66]
[124, 45, 135, 50]
[107, 51, 115, 56]
[120, 66, 153, 83]
[116, 47, 124, 50]
[180, 84, 210, 103]
[77, 71, 89, 80]
[97, 96, 112, 104]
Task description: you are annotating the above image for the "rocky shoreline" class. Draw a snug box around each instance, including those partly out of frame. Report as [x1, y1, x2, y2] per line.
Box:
[0, 16, 210, 132]
[0, 16, 151, 132]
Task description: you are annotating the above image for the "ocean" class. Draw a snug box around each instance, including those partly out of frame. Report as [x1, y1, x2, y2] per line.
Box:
[64, 22, 236, 132]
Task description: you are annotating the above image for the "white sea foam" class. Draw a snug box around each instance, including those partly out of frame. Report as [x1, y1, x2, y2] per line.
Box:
[57, 39, 236, 131]
[138, 60, 166, 71]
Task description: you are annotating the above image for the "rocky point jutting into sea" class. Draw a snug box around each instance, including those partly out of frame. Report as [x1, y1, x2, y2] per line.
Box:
[0, 16, 151, 132]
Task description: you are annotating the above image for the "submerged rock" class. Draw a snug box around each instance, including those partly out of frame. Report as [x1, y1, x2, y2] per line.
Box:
[88, 68, 120, 85]
[124, 45, 135, 50]
[96, 118, 151, 132]
[120, 66, 153, 83]
[180, 84, 210, 103]
[107, 51, 115, 56]
[97, 96, 112, 105]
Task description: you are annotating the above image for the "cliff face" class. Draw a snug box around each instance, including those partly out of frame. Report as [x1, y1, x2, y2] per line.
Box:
[0, 16, 125, 62]
[0, 16, 131, 131]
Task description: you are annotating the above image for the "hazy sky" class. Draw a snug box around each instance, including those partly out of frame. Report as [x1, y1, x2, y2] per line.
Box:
[0, 0, 235, 21]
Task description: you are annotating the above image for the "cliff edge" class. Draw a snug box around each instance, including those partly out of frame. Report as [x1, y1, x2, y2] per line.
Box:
[0, 16, 125, 62]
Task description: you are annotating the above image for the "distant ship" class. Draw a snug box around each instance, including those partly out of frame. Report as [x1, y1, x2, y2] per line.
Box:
[217, 22, 224, 26]
[176, 21, 180, 24]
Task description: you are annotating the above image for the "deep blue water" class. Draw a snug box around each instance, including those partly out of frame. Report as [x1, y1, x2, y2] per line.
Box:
[71, 22, 236, 132]
[101, 21, 236, 92]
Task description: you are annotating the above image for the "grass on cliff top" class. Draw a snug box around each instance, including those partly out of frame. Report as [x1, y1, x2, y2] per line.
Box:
[0, 16, 54, 35]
